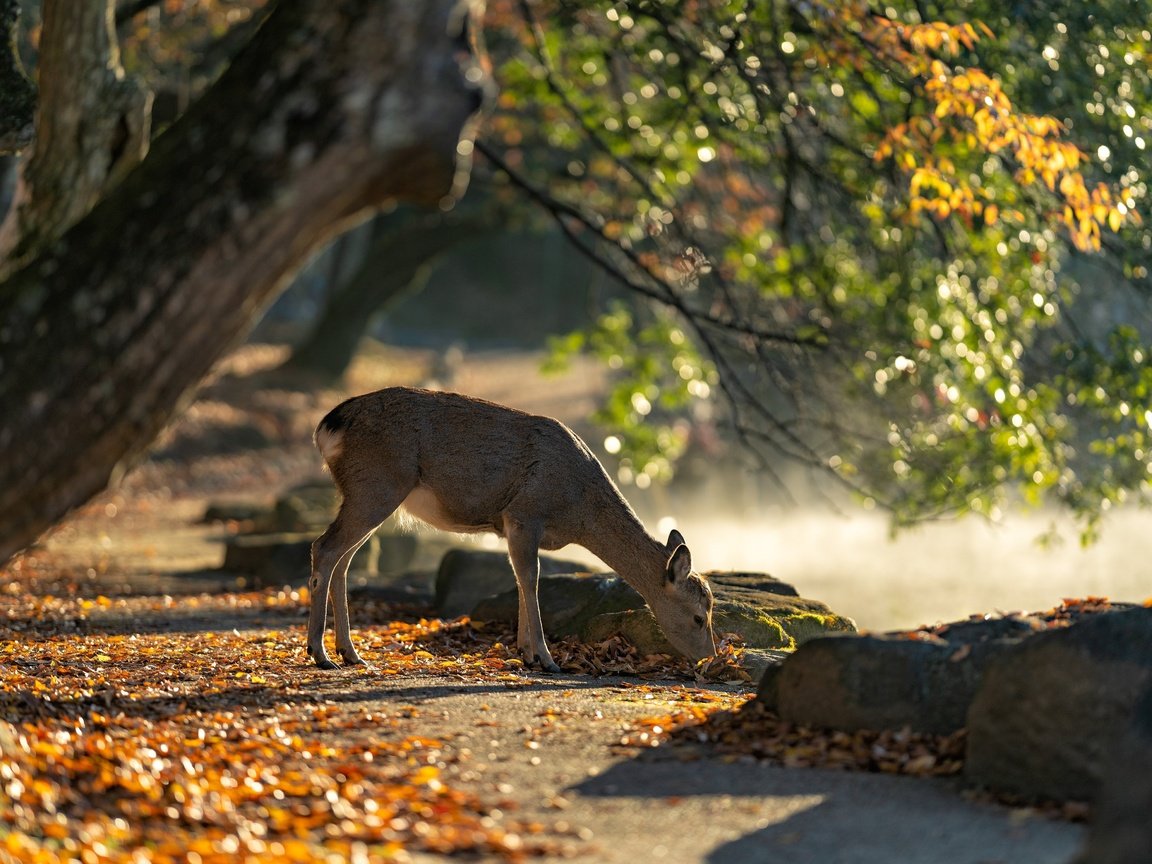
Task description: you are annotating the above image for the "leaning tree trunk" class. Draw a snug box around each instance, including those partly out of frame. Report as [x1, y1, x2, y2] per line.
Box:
[285, 208, 487, 380]
[0, 0, 485, 563]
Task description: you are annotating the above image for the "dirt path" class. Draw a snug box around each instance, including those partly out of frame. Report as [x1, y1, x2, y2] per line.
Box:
[8, 501, 1085, 864]
[339, 674, 1083, 864]
[4, 578, 1084, 863]
[2, 345, 1086, 863]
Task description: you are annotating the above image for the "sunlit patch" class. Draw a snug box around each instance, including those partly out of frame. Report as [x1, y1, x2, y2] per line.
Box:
[0, 574, 763, 863]
[0, 599, 592, 862]
[620, 699, 966, 779]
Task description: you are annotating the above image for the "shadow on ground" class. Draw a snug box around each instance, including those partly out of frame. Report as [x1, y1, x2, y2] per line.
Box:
[573, 750, 1082, 864]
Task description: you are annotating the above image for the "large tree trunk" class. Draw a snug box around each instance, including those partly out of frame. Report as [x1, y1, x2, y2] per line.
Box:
[0, 0, 485, 563]
[284, 207, 487, 380]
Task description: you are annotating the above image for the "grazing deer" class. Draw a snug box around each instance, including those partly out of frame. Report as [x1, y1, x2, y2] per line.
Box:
[307, 387, 717, 671]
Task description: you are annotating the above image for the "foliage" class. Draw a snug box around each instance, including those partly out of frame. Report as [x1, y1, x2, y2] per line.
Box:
[545, 301, 717, 486]
[118, 0, 269, 95]
[481, 0, 1152, 536]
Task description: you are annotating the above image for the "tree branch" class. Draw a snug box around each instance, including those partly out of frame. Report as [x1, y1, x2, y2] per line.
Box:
[476, 139, 823, 348]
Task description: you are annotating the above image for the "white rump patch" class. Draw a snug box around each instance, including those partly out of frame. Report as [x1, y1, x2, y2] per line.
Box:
[315, 426, 344, 466]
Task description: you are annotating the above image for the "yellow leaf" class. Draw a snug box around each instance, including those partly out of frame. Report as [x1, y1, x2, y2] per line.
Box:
[984, 204, 999, 226]
[1108, 209, 1123, 232]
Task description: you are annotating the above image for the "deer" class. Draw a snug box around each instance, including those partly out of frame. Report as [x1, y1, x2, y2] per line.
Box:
[306, 387, 717, 671]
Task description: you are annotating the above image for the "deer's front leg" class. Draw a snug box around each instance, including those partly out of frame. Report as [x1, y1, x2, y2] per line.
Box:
[309, 504, 386, 669]
[331, 539, 370, 667]
[307, 534, 339, 670]
[505, 519, 560, 673]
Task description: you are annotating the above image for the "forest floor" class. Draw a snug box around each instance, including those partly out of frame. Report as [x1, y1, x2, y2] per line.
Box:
[2, 344, 1085, 863]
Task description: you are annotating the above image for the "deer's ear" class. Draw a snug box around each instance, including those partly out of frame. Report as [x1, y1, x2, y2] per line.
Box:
[666, 529, 686, 551]
[666, 544, 692, 585]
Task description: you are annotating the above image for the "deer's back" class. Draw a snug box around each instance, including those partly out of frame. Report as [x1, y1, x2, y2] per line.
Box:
[318, 388, 612, 535]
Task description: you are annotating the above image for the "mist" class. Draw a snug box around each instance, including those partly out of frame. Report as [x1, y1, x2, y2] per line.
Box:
[674, 505, 1150, 632]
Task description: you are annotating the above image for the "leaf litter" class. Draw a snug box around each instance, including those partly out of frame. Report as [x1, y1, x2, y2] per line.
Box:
[5, 502, 1116, 862]
[1, 566, 752, 864]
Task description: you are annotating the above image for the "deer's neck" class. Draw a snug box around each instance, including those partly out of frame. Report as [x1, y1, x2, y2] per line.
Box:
[579, 499, 667, 601]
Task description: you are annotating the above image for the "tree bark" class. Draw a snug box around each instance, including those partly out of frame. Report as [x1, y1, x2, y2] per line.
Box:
[285, 208, 487, 380]
[0, 0, 486, 563]
[0, 0, 35, 155]
[8, 0, 152, 263]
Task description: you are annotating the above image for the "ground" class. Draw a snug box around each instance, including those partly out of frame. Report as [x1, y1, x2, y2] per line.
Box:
[1, 344, 1085, 863]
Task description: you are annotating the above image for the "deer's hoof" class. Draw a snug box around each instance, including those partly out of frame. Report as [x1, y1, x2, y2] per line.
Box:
[340, 650, 368, 667]
[311, 652, 339, 670]
[529, 654, 561, 674]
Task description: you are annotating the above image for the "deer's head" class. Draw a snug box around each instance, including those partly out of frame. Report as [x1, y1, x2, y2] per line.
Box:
[649, 529, 716, 663]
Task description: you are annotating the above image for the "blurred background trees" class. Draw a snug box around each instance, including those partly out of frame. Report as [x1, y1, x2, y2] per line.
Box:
[1, 0, 1149, 560]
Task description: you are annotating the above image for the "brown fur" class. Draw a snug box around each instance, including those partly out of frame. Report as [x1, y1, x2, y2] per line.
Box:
[307, 387, 716, 670]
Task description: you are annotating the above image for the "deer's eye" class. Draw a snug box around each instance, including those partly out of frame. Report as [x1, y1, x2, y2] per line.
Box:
[693, 615, 706, 628]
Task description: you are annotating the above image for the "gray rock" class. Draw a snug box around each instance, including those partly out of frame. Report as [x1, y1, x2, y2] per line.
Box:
[350, 569, 437, 606]
[435, 549, 598, 617]
[271, 482, 339, 532]
[711, 583, 855, 650]
[965, 607, 1152, 802]
[741, 647, 793, 681]
[757, 629, 1020, 735]
[706, 571, 799, 599]
[365, 531, 420, 575]
[582, 608, 670, 655]
[220, 532, 312, 587]
[1072, 681, 1152, 864]
[202, 500, 274, 524]
[470, 568, 854, 658]
[470, 571, 642, 635]
[220, 531, 383, 584]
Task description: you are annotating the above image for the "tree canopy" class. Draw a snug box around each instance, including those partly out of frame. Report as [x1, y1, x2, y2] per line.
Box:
[480, 0, 1151, 538]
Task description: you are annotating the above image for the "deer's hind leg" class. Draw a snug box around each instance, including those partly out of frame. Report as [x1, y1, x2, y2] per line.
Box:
[504, 517, 560, 673]
[309, 494, 403, 669]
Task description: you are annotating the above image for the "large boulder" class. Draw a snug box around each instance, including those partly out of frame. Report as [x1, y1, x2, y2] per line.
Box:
[470, 572, 644, 636]
[757, 616, 1036, 735]
[470, 569, 854, 657]
[216, 481, 453, 583]
[202, 500, 275, 525]
[1071, 681, 1152, 864]
[270, 481, 339, 532]
[434, 549, 597, 617]
[965, 607, 1152, 801]
[219, 529, 392, 582]
[710, 572, 853, 649]
[220, 532, 314, 587]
